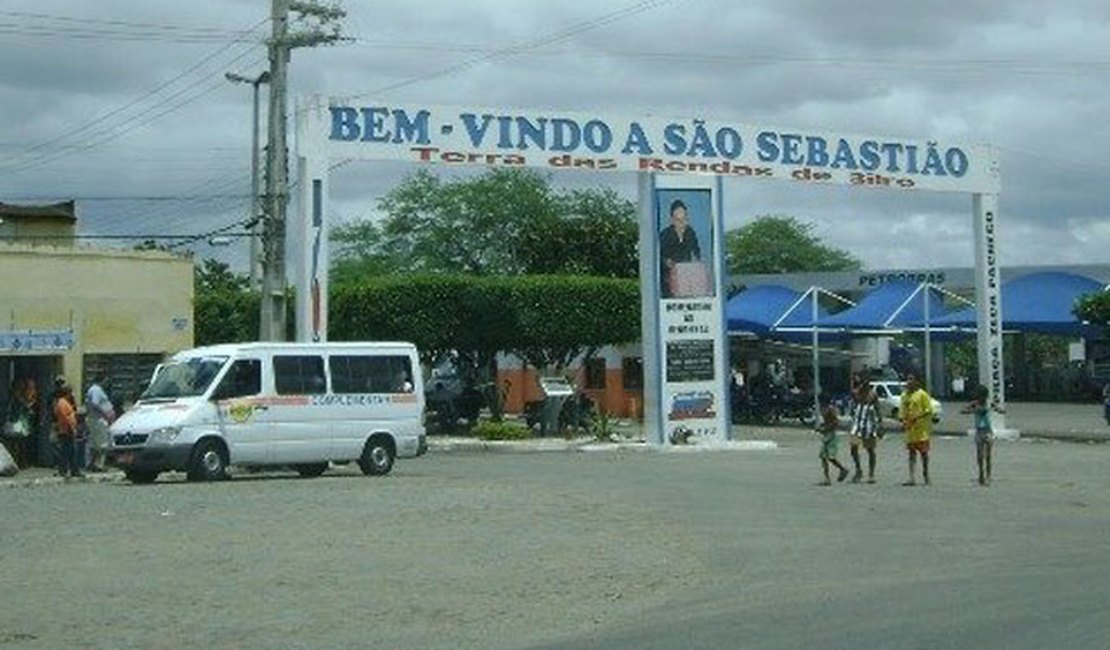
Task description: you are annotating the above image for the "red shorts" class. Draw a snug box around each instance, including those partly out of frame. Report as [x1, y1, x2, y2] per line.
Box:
[906, 440, 930, 454]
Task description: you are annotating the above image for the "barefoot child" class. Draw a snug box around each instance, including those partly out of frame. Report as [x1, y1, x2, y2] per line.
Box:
[817, 395, 849, 485]
[962, 385, 1003, 486]
[900, 374, 935, 486]
[848, 384, 882, 483]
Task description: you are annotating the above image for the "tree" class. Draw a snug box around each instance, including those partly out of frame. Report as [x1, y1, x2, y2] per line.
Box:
[377, 168, 559, 275]
[516, 188, 638, 278]
[725, 215, 860, 275]
[193, 259, 258, 345]
[1075, 291, 1110, 325]
[331, 169, 638, 278]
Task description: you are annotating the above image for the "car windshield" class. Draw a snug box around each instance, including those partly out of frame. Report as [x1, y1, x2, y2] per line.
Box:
[887, 384, 904, 396]
[141, 356, 229, 399]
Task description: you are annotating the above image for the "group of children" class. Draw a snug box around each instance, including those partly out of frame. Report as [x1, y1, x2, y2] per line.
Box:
[816, 374, 1001, 487]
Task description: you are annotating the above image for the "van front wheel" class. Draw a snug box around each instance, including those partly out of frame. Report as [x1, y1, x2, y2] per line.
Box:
[358, 435, 395, 476]
[188, 439, 228, 482]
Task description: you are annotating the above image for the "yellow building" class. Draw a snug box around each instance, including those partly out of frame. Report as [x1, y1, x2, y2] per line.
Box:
[1, 201, 193, 465]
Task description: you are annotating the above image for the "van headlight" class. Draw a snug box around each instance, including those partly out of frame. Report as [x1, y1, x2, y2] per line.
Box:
[150, 426, 183, 444]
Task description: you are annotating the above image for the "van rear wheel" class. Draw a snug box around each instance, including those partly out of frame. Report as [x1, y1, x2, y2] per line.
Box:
[295, 463, 328, 478]
[358, 435, 395, 476]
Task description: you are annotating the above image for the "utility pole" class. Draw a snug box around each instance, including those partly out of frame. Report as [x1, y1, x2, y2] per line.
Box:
[260, 0, 345, 341]
[225, 70, 270, 291]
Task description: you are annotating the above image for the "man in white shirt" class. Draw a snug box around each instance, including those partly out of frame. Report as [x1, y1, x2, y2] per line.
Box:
[85, 373, 116, 472]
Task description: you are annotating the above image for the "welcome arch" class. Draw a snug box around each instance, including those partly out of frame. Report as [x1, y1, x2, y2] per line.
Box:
[294, 97, 1005, 442]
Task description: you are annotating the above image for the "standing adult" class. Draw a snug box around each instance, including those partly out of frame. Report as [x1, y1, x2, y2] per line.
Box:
[658, 199, 703, 298]
[3, 378, 32, 468]
[53, 377, 81, 478]
[84, 373, 116, 472]
[900, 373, 935, 486]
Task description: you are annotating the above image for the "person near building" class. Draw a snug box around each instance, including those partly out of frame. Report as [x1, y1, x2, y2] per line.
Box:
[3, 378, 32, 468]
[1102, 382, 1110, 426]
[816, 395, 849, 485]
[962, 385, 1004, 486]
[52, 377, 81, 478]
[900, 373, 935, 486]
[84, 373, 116, 472]
[848, 384, 882, 483]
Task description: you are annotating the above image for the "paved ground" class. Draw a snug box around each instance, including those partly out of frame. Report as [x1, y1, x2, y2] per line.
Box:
[2, 430, 1108, 650]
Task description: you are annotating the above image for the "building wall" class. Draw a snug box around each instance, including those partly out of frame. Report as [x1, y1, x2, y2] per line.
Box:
[497, 346, 644, 419]
[0, 244, 194, 391]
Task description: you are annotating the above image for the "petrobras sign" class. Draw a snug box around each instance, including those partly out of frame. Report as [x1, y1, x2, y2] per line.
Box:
[317, 100, 1000, 193]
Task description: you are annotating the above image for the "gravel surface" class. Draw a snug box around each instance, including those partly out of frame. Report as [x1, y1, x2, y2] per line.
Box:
[3, 433, 1109, 649]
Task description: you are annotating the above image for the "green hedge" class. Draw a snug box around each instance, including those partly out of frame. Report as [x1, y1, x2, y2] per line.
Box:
[471, 420, 533, 440]
[330, 274, 640, 365]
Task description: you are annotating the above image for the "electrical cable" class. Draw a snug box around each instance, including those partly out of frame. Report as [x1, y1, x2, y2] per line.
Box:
[0, 17, 267, 171]
[340, 0, 685, 102]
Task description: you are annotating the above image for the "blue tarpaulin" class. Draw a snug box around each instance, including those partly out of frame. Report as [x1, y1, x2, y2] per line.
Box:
[819, 282, 948, 330]
[725, 285, 802, 334]
[924, 272, 1105, 335]
[725, 285, 842, 341]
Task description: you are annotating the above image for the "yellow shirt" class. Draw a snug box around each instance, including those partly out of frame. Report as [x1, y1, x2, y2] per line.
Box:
[901, 388, 934, 443]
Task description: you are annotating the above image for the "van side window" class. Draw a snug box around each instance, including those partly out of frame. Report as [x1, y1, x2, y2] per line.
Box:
[213, 359, 261, 400]
[274, 356, 327, 395]
[331, 355, 414, 394]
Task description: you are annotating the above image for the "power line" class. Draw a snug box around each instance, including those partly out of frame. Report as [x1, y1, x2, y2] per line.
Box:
[0, 17, 267, 172]
[0, 24, 258, 44]
[1, 194, 248, 202]
[341, 0, 685, 101]
[0, 9, 258, 34]
[1, 51, 268, 175]
[345, 40, 1110, 76]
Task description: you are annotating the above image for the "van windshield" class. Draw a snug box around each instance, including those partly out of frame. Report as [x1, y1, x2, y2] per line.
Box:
[141, 356, 229, 399]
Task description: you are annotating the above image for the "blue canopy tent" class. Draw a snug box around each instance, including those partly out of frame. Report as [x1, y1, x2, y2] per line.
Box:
[726, 284, 853, 416]
[921, 272, 1105, 336]
[773, 281, 963, 394]
[818, 281, 948, 331]
[725, 285, 803, 335]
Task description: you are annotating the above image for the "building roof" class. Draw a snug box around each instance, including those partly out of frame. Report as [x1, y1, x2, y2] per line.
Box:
[0, 200, 77, 222]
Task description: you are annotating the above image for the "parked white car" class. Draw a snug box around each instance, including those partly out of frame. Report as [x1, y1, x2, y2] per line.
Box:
[868, 381, 943, 423]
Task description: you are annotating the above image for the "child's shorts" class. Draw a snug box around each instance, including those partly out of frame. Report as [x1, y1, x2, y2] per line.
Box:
[850, 434, 878, 449]
[905, 439, 930, 454]
[820, 437, 838, 459]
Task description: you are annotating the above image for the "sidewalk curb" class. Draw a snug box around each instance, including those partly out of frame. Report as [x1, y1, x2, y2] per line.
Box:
[2, 471, 126, 489]
[427, 438, 779, 454]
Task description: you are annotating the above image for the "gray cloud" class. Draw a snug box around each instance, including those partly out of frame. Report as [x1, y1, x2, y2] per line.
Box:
[0, 0, 1107, 274]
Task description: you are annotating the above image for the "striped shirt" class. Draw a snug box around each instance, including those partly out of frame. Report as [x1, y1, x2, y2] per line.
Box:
[850, 400, 880, 438]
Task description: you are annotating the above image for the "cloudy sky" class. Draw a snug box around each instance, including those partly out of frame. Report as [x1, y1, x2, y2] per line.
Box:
[1, 0, 1108, 274]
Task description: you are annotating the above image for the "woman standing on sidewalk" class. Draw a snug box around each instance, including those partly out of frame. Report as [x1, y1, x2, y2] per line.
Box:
[52, 378, 81, 479]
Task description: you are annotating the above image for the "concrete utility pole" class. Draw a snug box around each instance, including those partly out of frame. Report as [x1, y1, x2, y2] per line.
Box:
[260, 0, 345, 341]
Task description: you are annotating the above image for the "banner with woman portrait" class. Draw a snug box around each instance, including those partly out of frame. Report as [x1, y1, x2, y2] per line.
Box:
[652, 176, 729, 443]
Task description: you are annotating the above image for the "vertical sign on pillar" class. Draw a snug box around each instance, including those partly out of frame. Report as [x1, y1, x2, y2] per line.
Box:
[295, 97, 329, 343]
[653, 175, 730, 443]
[973, 192, 1010, 435]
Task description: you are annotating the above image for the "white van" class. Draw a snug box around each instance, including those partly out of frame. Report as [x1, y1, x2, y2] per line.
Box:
[108, 342, 426, 484]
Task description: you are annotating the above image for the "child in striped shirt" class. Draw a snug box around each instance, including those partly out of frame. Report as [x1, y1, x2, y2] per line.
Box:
[849, 385, 882, 483]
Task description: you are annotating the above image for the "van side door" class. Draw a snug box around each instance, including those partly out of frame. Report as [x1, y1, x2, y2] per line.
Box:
[211, 358, 270, 464]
